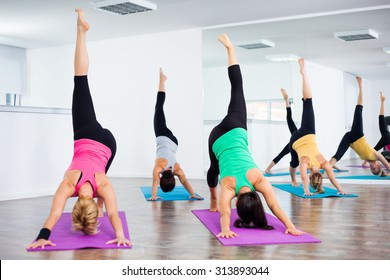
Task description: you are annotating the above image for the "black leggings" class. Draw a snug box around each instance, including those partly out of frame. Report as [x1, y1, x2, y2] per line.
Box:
[332, 105, 364, 161]
[373, 115, 390, 151]
[72, 76, 116, 172]
[289, 98, 315, 168]
[153, 92, 178, 145]
[272, 107, 298, 163]
[207, 65, 246, 188]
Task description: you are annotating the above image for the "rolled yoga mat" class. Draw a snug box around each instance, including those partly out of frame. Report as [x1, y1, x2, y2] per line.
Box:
[272, 183, 358, 198]
[140, 186, 203, 201]
[27, 211, 131, 251]
[192, 209, 321, 246]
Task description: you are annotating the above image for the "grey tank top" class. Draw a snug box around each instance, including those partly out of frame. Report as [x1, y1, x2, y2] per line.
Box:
[156, 136, 178, 172]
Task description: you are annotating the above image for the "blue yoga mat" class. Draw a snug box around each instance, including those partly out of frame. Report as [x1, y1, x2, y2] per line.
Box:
[264, 169, 348, 177]
[272, 183, 358, 198]
[336, 174, 390, 180]
[140, 186, 204, 201]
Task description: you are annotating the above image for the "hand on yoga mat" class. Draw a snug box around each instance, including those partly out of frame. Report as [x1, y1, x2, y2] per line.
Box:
[27, 239, 56, 250]
[303, 192, 314, 196]
[106, 237, 132, 247]
[147, 196, 162, 201]
[285, 227, 306, 236]
[217, 230, 238, 239]
[189, 194, 203, 200]
[337, 191, 350, 195]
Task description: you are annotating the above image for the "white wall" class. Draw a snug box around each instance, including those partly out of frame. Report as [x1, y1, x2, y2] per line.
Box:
[203, 62, 295, 121]
[1, 29, 204, 200]
[364, 79, 390, 149]
[0, 44, 27, 98]
[0, 111, 73, 200]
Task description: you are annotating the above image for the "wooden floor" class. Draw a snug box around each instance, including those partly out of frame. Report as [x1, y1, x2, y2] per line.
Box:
[1, 159, 390, 260]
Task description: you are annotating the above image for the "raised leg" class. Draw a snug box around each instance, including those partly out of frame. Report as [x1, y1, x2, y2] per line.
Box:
[74, 9, 90, 76]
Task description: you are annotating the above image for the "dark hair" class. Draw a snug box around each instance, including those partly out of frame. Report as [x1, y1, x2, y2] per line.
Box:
[234, 191, 274, 230]
[160, 170, 175, 192]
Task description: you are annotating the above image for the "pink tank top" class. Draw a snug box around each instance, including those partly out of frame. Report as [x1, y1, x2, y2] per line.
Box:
[67, 139, 112, 197]
[386, 144, 390, 151]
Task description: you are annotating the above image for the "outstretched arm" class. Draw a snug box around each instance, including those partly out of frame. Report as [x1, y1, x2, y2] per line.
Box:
[255, 177, 305, 235]
[27, 180, 73, 249]
[375, 151, 390, 171]
[322, 161, 347, 194]
[149, 163, 162, 201]
[174, 164, 202, 199]
[99, 182, 132, 246]
[217, 185, 237, 238]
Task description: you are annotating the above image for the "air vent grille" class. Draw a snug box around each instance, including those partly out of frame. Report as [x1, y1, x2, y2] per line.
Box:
[334, 29, 378, 42]
[92, 0, 156, 15]
[236, 39, 275, 50]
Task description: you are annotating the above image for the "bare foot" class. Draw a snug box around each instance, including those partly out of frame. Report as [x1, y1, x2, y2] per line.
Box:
[356, 76, 362, 87]
[380, 91, 385, 102]
[264, 169, 273, 174]
[159, 68, 167, 83]
[281, 88, 288, 100]
[76, 8, 90, 32]
[291, 181, 299, 187]
[298, 58, 305, 75]
[218, 33, 233, 49]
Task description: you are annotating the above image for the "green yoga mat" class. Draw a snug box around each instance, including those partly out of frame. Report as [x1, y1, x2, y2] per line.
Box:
[272, 183, 358, 198]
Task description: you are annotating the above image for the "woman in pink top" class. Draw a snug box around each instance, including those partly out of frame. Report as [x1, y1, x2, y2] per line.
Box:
[27, 9, 131, 249]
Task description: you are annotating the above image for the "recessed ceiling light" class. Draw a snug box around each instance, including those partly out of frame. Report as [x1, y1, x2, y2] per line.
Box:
[383, 47, 390, 54]
[236, 39, 275, 50]
[265, 54, 300, 62]
[91, 0, 157, 15]
[334, 29, 379, 42]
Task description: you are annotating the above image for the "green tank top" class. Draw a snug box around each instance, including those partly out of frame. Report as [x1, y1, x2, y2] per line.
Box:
[212, 128, 258, 195]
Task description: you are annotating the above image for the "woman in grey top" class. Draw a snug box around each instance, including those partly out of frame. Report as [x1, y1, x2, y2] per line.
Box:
[149, 68, 203, 201]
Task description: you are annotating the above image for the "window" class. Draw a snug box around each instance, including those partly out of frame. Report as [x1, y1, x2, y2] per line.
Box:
[246, 99, 292, 121]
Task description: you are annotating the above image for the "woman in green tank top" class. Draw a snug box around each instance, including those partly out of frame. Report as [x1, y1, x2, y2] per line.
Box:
[206, 34, 305, 239]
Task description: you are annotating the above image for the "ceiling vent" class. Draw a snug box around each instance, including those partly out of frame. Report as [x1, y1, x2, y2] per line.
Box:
[236, 39, 275, 50]
[92, 0, 157, 15]
[334, 29, 379, 42]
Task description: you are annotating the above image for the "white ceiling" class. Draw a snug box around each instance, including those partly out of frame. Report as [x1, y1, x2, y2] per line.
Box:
[1, 0, 390, 79]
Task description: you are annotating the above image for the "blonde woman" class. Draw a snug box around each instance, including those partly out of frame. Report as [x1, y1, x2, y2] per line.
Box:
[330, 79, 390, 175]
[27, 9, 131, 249]
[288, 58, 346, 196]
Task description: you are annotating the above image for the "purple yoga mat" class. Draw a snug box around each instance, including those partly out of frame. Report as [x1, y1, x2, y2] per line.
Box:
[192, 209, 321, 246]
[27, 211, 131, 251]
